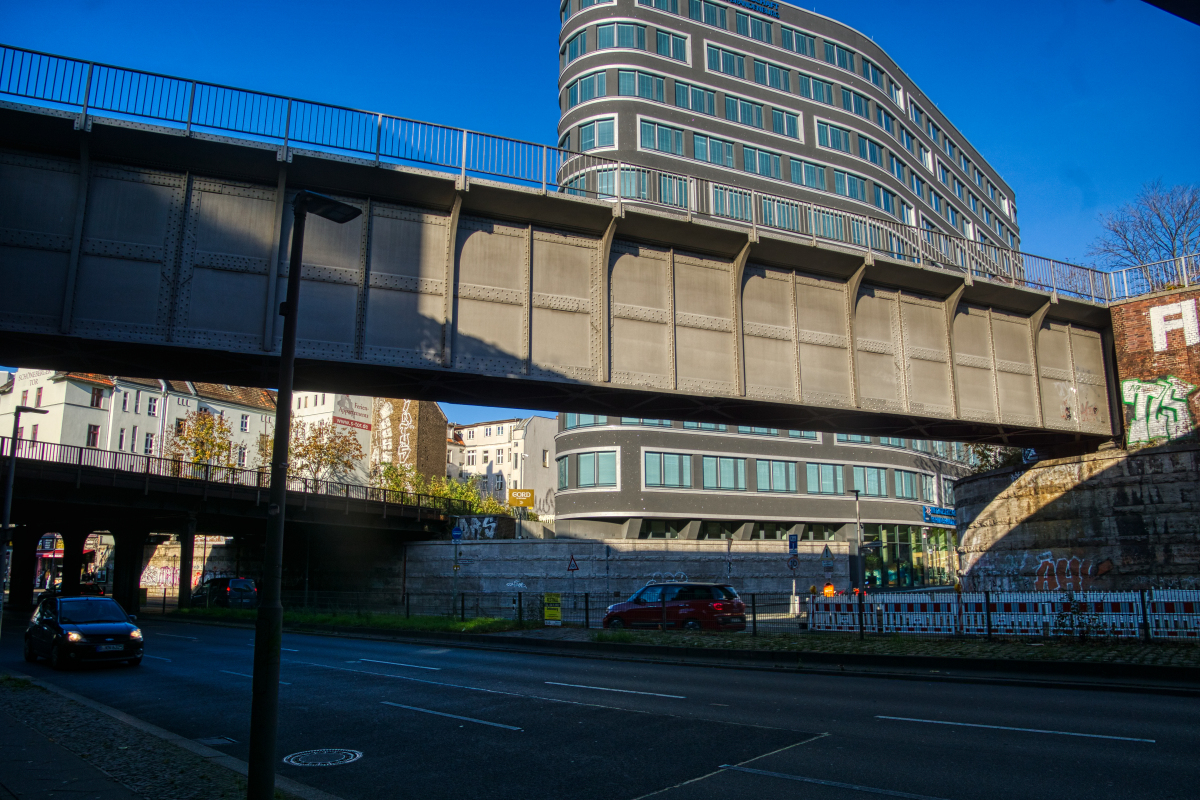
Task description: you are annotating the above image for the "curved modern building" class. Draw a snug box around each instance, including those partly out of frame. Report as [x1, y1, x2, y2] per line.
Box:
[553, 414, 970, 590]
[558, 0, 1019, 248]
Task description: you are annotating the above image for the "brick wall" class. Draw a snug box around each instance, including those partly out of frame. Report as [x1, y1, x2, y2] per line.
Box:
[1111, 286, 1200, 447]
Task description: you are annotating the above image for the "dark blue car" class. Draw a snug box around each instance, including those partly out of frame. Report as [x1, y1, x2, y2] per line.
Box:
[24, 596, 144, 669]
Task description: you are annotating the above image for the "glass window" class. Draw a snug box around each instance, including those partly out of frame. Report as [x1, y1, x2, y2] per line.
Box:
[639, 519, 683, 539]
[566, 31, 587, 62]
[817, 122, 851, 153]
[876, 108, 894, 135]
[693, 134, 735, 168]
[780, 26, 815, 56]
[656, 30, 687, 61]
[577, 451, 617, 488]
[750, 522, 788, 540]
[788, 430, 818, 439]
[619, 70, 665, 103]
[579, 119, 615, 151]
[701, 456, 746, 490]
[736, 12, 773, 43]
[756, 460, 797, 493]
[834, 171, 867, 202]
[682, 421, 727, 431]
[942, 477, 956, 506]
[724, 96, 764, 128]
[858, 136, 883, 166]
[806, 463, 844, 495]
[796, 73, 833, 104]
[862, 58, 884, 89]
[638, 0, 678, 10]
[675, 82, 715, 115]
[853, 466, 888, 497]
[836, 433, 870, 444]
[894, 470, 920, 500]
[791, 160, 826, 191]
[771, 109, 799, 139]
[842, 89, 870, 119]
[621, 418, 672, 426]
[557, 457, 568, 489]
[707, 45, 745, 79]
[645, 452, 692, 488]
[879, 436, 904, 448]
[920, 473, 937, 503]
[742, 146, 781, 179]
[567, 71, 607, 108]
[874, 186, 895, 216]
[688, 0, 726, 28]
[823, 41, 855, 71]
[736, 426, 777, 435]
[564, 413, 608, 429]
[640, 120, 684, 155]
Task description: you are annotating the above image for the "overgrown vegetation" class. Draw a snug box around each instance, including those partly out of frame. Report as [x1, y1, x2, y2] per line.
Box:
[963, 443, 1027, 474]
[174, 606, 532, 634]
[375, 461, 537, 519]
[256, 418, 365, 483]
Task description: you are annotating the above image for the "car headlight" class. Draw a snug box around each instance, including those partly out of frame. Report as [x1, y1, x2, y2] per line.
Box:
[66, 631, 85, 642]
[129, 629, 143, 641]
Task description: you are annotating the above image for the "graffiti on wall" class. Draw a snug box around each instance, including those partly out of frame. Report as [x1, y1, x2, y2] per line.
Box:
[963, 549, 1114, 591]
[460, 516, 498, 540]
[1121, 376, 1196, 444]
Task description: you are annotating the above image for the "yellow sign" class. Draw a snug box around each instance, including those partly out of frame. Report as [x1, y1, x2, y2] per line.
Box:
[508, 489, 535, 508]
[543, 592, 561, 626]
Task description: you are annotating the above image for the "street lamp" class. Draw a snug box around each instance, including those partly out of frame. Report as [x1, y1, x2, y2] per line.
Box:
[247, 190, 361, 800]
[0, 404, 49, 642]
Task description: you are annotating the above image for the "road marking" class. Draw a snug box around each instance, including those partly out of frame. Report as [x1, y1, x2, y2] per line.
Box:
[628, 734, 829, 800]
[545, 681, 684, 699]
[719, 765, 949, 800]
[246, 643, 298, 652]
[220, 670, 291, 685]
[143, 655, 172, 662]
[380, 701, 521, 731]
[359, 658, 440, 671]
[155, 633, 197, 640]
[876, 716, 1155, 743]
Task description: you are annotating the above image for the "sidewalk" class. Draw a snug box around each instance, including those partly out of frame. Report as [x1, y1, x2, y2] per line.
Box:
[0, 700, 137, 799]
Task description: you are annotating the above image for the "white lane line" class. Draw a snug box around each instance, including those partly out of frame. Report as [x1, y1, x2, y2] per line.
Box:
[720, 765, 949, 800]
[155, 633, 197, 640]
[245, 644, 299, 652]
[220, 670, 291, 685]
[289, 660, 805, 734]
[876, 715, 1155, 743]
[143, 655, 172, 662]
[380, 701, 521, 731]
[544, 681, 684, 699]
[359, 658, 440, 671]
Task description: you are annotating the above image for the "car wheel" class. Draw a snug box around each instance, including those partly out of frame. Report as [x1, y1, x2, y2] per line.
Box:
[683, 620, 703, 632]
[49, 644, 67, 671]
[23, 638, 38, 663]
[127, 657, 142, 667]
[608, 618, 625, 630]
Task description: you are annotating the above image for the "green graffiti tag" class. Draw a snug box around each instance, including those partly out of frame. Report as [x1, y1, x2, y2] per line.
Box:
[1120, 376, 1197, 445]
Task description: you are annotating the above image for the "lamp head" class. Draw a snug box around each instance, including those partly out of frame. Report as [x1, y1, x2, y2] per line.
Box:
[15, 406, 48, 415]
[294, 190, 362, 224]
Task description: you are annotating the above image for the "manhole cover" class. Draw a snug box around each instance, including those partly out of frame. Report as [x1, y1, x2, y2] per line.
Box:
[283, 749, 362, 767]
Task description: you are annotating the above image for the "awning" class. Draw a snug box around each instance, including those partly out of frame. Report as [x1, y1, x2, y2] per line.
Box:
[38, 549, 95, 560]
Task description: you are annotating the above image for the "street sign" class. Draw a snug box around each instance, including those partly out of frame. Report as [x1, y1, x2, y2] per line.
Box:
[508, 489, 535, 508]
[451, 526, 462, 541]
[787, 556, 799, 571]
[923, 506, 956, 525]
[567, 555, 579, 572]
[543, 592, 562, 626]
[788, 533, 798, 554]
[820, 544, 834, 569]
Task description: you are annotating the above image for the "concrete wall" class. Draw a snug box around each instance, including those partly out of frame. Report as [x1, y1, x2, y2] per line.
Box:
[403, 538, 851, 598]
[1111, 286, 1199, 448]
[957, 443, 1200, 591]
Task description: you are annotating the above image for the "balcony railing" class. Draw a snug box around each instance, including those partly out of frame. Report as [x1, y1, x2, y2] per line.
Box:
[0, 436, 474, 518]
[0, 43, 1160, 307]
[1106, 254, 1199, 302]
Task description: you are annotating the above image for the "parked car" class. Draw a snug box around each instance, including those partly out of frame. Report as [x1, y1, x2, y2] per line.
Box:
[24, 595, 143, 669]
[603, 582, 747, 631]
[191, 577, 258, 608]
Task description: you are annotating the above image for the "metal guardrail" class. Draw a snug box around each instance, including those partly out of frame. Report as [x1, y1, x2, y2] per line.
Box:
[1105, 254, 1199, 302]
[0, 42, 1157, 307]
[0, 436, 473, 517]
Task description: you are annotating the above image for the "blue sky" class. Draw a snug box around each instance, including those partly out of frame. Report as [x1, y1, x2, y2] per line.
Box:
[2, 0, 1196, 424]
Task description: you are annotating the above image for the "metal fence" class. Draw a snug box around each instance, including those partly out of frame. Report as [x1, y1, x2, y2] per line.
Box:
[1106, 254, 1199, 301]
[0, 435, 473, 517]
[0, 43, 1129, 306]
[160, 588, 1200, 643]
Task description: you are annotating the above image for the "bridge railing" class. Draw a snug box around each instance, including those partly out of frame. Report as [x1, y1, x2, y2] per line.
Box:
[0, 43, 1124, 306]
[0, 436, 473, 517]
[1106, 254, 1199, 302]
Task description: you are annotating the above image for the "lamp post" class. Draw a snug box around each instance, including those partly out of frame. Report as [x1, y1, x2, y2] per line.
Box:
[0, 405, 49, 642]
[246, 190, 361, 800]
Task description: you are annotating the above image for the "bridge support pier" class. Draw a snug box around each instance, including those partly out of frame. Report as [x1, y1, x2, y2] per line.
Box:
[111, 528, 150, 615]
[5, 530, 40, 612]
[177, 517, 196, 609]
[58, 529, 91, 597]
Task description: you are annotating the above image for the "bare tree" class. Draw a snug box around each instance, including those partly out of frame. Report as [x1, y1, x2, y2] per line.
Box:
[1088, 180, 1200, 270]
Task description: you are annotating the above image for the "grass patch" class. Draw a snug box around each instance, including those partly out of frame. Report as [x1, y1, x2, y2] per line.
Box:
[592, 630, 637, 644]
[173, 606, 532, 634]
[0, 675, 37, 691]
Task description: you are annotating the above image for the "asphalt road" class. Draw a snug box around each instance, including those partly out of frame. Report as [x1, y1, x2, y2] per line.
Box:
[1, 617, 1195, 800]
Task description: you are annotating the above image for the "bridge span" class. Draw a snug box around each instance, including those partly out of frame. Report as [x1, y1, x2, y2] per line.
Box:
[0, 47, 1119, 447]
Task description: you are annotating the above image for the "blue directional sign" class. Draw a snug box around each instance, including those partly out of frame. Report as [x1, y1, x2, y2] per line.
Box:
[923, 506, 956, 525]
[788, 533, 798, 554]
[451, 526, 463, 541]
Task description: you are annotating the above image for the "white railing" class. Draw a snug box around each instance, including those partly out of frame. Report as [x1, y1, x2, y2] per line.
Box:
[1106, 253, 1199, 301]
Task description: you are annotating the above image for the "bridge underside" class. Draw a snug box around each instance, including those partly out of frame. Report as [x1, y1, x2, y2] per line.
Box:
[0, 104, 1118, 447]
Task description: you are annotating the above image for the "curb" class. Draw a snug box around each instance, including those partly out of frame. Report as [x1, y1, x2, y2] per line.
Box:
[1, 668, 348, 800]
[153, 615, 1200, 697]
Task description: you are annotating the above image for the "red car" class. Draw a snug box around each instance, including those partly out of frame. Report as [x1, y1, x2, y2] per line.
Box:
[603, 582, 746, 631]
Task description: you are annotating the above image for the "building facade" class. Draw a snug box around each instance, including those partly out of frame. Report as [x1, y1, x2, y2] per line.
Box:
[553, 414, 970, 589]
[0, 370, 275, 466]
[558, 0, 1019, 246]
[454, 416, 559, 519]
